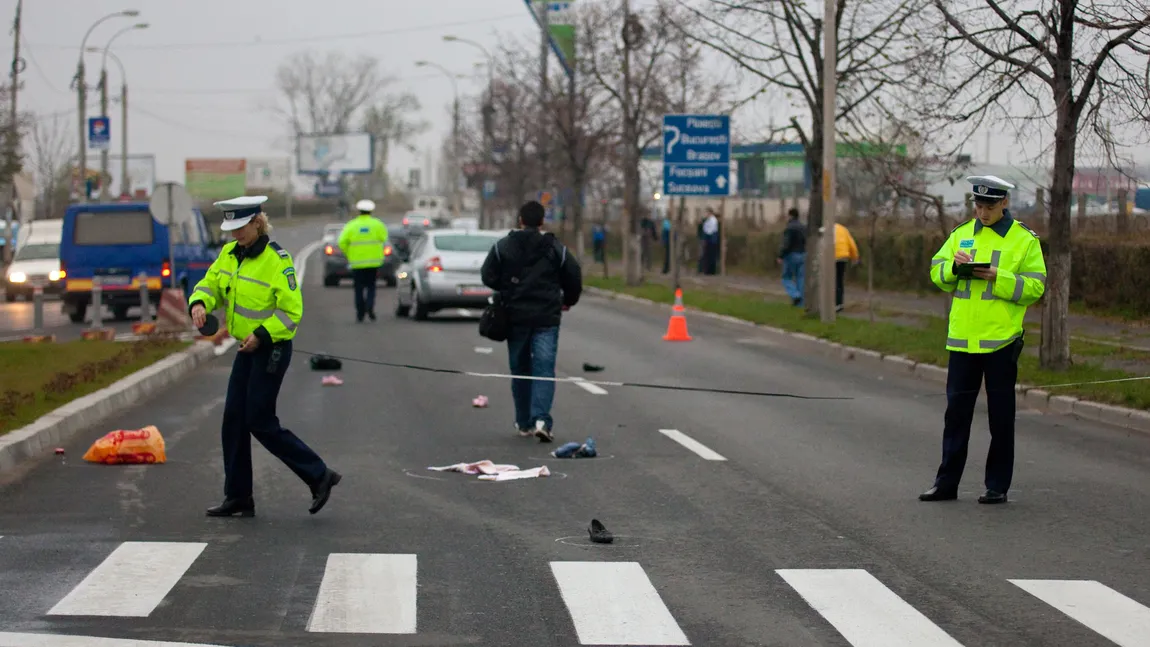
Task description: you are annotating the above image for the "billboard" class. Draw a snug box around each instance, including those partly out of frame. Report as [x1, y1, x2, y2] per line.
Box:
[77, 154, 156, 198]
[185, 159, 247, 200]
[246, 158, 291, 190]
[297, 133, 373, 175]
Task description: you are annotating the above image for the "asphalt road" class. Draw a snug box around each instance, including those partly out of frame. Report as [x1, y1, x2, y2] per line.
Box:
[0, 222, 1147, 647]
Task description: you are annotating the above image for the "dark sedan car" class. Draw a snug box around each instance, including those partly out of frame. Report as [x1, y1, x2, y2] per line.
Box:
[321, 223, 400, 287]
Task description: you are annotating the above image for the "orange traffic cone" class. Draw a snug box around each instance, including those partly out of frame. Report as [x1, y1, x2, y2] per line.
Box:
[663, 288, 692, 341]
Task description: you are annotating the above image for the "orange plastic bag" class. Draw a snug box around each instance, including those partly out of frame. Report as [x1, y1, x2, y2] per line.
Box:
[82, 425, 167, 465]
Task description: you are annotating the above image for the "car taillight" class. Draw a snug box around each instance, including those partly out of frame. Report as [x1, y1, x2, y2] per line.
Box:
[422, 219, 430, 226]
[384, 245, 392, 256]
[426, 256, 443, 272]
[161, 260, 171, 278]
[324, 245, 334, 255]
[402, 218, 410, 225]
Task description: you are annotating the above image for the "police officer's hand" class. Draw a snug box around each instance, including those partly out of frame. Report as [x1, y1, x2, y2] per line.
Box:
[190, 304, 206, 329]
[972, 265, 997, 281]
[954, 251, 973, 265]
[239, 334, 259, 353]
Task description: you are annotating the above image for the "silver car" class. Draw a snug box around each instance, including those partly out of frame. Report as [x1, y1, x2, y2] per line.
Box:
[394, 228, 503, 320]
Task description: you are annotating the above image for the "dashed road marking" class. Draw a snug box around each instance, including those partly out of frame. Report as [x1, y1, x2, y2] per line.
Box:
[658, 428, 727, 461]
[572, 377, 608, 395]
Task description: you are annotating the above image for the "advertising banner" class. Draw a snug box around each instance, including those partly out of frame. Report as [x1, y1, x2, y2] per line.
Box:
[527, 1, 576, 78]
[185, 159, 247, 200]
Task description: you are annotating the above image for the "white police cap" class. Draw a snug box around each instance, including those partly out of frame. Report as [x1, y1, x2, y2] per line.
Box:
[355, 199, 376, 213]
[214, 195, 269, 231]
[966, 175, 1014, 202]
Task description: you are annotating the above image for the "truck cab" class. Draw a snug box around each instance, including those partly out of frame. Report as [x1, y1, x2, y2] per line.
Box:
[3, 219, 65, 302]
[59, 201, 218, 323]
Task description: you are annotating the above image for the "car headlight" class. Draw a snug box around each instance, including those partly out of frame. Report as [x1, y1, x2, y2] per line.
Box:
[49, 270, 63, 282]
[7, 271, 26, 283]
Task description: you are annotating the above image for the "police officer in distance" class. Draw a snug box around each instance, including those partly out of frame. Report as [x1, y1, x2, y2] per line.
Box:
[189, 196, 342, 517]
[919, 176, 1046, 505]
[337, 199, 389, 322]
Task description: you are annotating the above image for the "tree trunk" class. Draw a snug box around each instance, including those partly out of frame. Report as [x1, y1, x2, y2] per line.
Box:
[1040, 93, 1075, 371]
[867, 212, 876, 323]
[804, 146, 824, 316]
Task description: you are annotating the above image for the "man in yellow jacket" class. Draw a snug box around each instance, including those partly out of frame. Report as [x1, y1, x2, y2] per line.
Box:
[338, 199, 389, 322]
[832, 222, 859, 312]
[919, 175, 1046, 505]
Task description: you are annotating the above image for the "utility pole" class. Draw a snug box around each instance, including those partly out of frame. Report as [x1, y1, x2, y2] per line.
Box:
[819, 0, 838, 323]
[538, 1, 550, 207]
[621, 0, 639, 285]
[480, 75, 494, 230]
[119, 79, 128, 197]
[98, 66, 109, 201]
[75, 41, 87, 204]
[451, 95, 461, 220]
[5, 0, 22, 265]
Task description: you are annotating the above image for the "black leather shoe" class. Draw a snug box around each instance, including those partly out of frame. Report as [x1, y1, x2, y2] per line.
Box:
[206, 496, 255, 517]
[978, 490, 1008, 504]
[368, 311, 377, 321]
[918, 486, 958, 501]
[588, 518, 614, 544]
[309, 469, 342, 514]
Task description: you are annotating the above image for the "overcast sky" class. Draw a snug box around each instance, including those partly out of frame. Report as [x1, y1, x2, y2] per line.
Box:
[6, 0, 1148, 197]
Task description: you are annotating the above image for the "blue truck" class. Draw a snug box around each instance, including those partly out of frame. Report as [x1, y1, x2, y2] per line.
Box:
[59, 201, 220, 323]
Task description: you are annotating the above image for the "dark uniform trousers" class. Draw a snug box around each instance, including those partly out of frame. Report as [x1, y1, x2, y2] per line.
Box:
[222, 340, 327, 499]
[351, 268, 378, 318]
[934, 336, 1024, 494]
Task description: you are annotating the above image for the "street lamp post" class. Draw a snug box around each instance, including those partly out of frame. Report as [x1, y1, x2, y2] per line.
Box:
[73, 9, 139, 203]
[443, 35, 495, 229]
[88, 47, 130, 199]
[416, 60, 462, 222]
[95, 22, 147, 202]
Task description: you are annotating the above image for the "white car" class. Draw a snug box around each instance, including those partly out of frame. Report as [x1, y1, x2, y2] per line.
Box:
[394, 228, 503, 320]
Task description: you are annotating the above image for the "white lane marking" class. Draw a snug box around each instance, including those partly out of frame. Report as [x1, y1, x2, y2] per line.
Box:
[775, 569, 964, 647]
[474, 346, 493, 354]
[658, 429, 726, 461]
[550, 561, 690, 645]
[47, 541, 207, 617]
[0, 633, 230, 647]
[1009, 579, 1150, 647]
[456, 308, 473, 317]
[572, 377, 608, 395]
[306, 553, 418, 634]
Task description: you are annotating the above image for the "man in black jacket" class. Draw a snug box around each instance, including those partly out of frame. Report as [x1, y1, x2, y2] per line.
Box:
[480, 201, 583, 442]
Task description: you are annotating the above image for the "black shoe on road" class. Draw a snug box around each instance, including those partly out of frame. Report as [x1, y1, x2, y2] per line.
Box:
[918, 486, 958, 501]
[206, 496, 255, 517]
[310, 469, 342, 514]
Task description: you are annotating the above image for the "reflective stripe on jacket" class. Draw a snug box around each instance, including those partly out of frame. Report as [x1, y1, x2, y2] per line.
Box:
[338, 215, 389, 269]
[930, 214, 1046, 354]
[187, 236, 302, 345]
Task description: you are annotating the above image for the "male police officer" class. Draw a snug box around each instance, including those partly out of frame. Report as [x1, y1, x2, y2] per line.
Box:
[919, 175, 1046, 505]
[338, 199, 389, 322]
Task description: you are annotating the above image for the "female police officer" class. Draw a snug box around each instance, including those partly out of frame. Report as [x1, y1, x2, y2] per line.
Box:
[188, 195, 341, 517]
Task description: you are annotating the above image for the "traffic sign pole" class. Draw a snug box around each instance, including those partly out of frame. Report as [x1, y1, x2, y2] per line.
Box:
[820, 0, 838, 323]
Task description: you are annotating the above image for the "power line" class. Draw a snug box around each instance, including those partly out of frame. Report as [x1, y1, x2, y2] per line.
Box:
[26, 15, 525, 52]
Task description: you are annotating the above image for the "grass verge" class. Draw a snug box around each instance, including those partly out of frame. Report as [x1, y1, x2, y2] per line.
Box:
[0, 337, 192, 435]
[586, 276, 1150, 411]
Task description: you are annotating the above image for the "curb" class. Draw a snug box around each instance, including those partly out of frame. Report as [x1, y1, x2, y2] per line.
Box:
[0, 340, 221, 473]
[585, 286, 1150, 435]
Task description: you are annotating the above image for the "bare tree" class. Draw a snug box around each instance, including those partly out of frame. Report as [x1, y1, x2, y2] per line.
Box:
[357, 93, 428, 199]
[918, 1, 1150, 371]
[274, 51, 388, 135]
[29, 112, 75, 219]
[583, 0, 687, 285]
[688, 0, 929, 314]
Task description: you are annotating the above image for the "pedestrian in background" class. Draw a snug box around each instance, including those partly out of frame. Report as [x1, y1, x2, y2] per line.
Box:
[481, 201, 583, 443]
[833, 222, 860, 312]
[700, 207, 720, 274]
[918, 175, 1046, 505]
[337, 199, 389, 322]
[777, 208, 806, 306]
[189, 195, 341, 518]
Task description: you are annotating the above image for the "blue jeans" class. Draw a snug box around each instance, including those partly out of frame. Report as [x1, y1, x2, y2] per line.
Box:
[507, 326, 559, 431]
[781, 251, 806, 303]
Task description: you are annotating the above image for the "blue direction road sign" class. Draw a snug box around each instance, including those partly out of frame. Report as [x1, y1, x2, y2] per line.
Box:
[88, 116, 110, 151]
[661, 114, 731, 196]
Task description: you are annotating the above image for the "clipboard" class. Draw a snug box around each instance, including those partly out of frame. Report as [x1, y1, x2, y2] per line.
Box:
[954, 262, 991, 279]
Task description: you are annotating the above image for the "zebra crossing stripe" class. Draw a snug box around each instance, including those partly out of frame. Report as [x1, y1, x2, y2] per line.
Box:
[776, 569, 964, 646]
[0, 632, 229, 647]
[550, 561, 690, 645]
[306, 553, 418, 634]
[47, 542, 206, 617]
[1010, 579, 1150, 647]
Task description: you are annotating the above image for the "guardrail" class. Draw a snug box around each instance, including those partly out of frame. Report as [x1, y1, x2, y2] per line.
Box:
[0, 273, 157, 341]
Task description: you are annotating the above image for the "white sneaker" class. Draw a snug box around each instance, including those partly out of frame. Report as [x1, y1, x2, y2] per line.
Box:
[534, 419, 554, 443]
[516, 424, 532, 438]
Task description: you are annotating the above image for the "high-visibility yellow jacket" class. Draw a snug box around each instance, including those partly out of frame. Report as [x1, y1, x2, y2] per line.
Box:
[834, 223, 859, 262]
[187, 236, 302, 345]
[338, 215, 389, 269]
[930, 214, 1046, 354]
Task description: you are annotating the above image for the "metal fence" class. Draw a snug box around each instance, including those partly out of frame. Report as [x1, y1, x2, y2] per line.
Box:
[0, 274, 157, 341]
